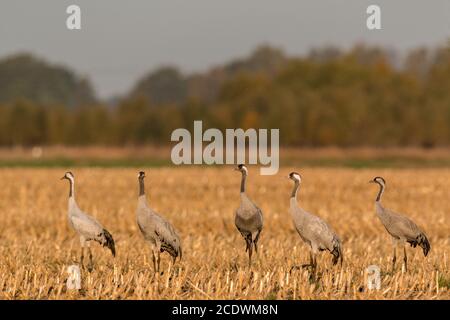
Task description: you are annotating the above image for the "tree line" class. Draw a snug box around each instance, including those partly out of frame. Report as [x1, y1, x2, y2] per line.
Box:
[0, 43, 449, 147]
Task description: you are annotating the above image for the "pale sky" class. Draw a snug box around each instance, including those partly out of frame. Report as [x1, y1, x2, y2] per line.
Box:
[0, 0, 448, 98]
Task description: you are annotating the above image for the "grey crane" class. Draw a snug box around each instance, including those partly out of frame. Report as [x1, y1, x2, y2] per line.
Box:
[136, 171, 182, 273]
[369, 176, 430, 272]
[288, 172, 343, 271]
[234, 164, 263, 267]
[61, 172, 115, 271]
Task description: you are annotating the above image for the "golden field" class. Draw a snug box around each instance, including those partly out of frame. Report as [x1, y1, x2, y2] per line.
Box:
[0, 167, 448, 299]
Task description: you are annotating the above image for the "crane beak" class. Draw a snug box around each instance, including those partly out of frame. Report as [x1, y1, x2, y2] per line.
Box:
[368, 180, 375, 183]
[60, 176, 65, 180]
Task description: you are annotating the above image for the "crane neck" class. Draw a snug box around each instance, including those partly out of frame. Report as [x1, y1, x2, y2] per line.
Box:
[139, 178, 145, 197]
[291, 181, 300, 200]
[376, 182, 384, 202]
[68, 177, 75, 198]
[240, 172, 247, 193]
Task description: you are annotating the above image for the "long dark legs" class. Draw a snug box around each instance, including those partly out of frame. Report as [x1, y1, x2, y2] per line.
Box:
[87, 247, 94, 272]
[79, 237, 86, 269]
[157, 251, 161, 272]
[80, 246, 85, 267]
[152, 250, 157, 273]
[253, 230, 261, 254]
[391, 240, 397, 273]
[311, 252, 317, 274]
[78, 237, 93, 272]
[248, 243, 253, 267]
[403, 245, 408, 272]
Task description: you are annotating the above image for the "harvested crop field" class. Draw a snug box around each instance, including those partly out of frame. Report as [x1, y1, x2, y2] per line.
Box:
[0, 167, 448, 299]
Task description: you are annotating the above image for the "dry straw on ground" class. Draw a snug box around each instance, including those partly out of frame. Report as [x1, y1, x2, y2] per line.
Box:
[0, 167, 448, 299]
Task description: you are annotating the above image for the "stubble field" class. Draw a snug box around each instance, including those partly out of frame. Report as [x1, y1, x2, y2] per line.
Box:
[0, 167, 448, 299]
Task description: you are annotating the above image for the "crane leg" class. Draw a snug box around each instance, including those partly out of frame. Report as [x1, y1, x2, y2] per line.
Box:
[79, 236, 86, 269]
[403, 245, 408, 272]
[245, 236, 251, 252]
[157, 251, 161, 273]
[151, 250, 157, 273]
[392, 250, 396, 272]
[87, 247, 94, 272]
[80, 247, 85, 268]
[391, 240, 397, 273]
[306, 252, 318, 281]
[248, 243, 253, 267]
[253, 230, 261, 254]
[312, 253, 317, 273]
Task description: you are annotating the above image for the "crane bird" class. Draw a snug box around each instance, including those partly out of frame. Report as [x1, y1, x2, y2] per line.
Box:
[369, 176, 430, 272]
[234, 164, 263, 267]
[136, 171, 182, 273]
[61, 172, 115, 271]
[288, 172, 343, 272]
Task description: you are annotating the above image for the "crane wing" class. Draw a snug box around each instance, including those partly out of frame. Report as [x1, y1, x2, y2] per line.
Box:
[153, 214, 182, 258]
[382, 207, 422, 240]
[70, 212, 103, 240]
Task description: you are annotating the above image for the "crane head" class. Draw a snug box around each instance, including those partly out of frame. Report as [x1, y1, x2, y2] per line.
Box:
[370, 176, 386, 186]
[138, 171, 146, 180]
[288, 172, 302, 183]
[235, 164, 248, 175]
[61, 171, 74, 181]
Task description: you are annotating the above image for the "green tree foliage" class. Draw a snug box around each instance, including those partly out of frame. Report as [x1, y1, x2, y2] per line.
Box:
[0, 44, 449, 147]
[130, 67, 187, 105]
[184, 45, 286, 103]
[0, 54, 96, 107]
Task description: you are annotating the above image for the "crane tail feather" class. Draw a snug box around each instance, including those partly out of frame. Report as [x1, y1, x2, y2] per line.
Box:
[418, 233, 430, 257]
[408, 232, 431, 257]
[101, 228, 116, 257]
[331, 240, 343, 266]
